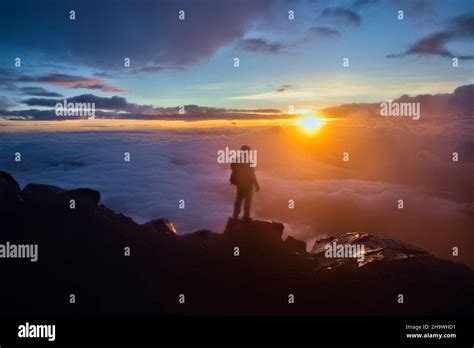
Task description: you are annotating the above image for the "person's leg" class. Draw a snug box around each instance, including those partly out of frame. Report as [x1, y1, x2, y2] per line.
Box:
[242, 187, 253, 220]
[233, 187, 244, 219]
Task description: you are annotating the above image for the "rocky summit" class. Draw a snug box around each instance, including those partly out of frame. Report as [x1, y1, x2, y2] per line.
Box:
[1, 171, 473, 316]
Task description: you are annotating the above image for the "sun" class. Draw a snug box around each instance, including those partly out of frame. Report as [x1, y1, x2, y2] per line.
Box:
[297, 116, 322, 132]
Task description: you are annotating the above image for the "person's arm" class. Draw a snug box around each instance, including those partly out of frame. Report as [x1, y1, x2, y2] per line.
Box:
[252, 168, 260, 192]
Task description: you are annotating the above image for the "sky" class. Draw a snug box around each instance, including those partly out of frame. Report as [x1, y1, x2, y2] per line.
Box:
[0, 0, 473, 268]
[0, 0, 473, 119]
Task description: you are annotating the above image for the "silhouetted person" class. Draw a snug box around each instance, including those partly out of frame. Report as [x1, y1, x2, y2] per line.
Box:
[230, 145, 260, 221]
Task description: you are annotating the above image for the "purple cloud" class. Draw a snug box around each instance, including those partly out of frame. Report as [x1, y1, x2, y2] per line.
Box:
[0, 69, 124, 92]
[238, 38, 286, 53]
[19, 87, 64, 98]
[12, 93, 281, 120]
[321, 8, 361, 26]
[388, 13, 474, 60]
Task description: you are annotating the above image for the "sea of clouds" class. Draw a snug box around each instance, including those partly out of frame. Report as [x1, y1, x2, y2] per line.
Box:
[0, 119, 472, 268]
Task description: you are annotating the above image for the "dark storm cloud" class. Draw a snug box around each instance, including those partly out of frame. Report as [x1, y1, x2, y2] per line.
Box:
[449, 12, 474, 37]
[321, 8, 361, 26]
[0, 0, 273, 70]
[388, 13, 474, 60]
[387, 32, 460, 59]
[21, 94, 146, 112]
[9, 93, 281, 120]
[238, 38, 286, 53]
[19, 87, 64, 98]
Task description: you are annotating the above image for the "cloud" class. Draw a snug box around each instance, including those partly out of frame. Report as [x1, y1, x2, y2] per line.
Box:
[20, 94, 140, 110]
[0, 109, 57, 120]
[387, 32, 473, 60]
[30, 73, 125, 92]
[0, 129, 262, 234]
[353, 0, 435, 16]
[0, 69, 125, 92]
[130, 65, 185, 74]
[0, 0, 273, 70]
[321, 8, 361, 26]
[7, 93, 281, 120]
[1, 121, 472, 268]
[275, 84, 292, 92]
[392, 0, 435, 15]
[238, 38, 286, 53]
[449, 12, 474, 37]
[7, 84, 474, 121]
[258, 174, 474, 267]
[0, 96, 16, 109]
[19, 87, 64, 98]
[352, 0, 380, 7]
[320, 84, 474, 118]
[393, 84, 474, 116]
[306, 26, 341, 38]
[388, 13, 474, 60]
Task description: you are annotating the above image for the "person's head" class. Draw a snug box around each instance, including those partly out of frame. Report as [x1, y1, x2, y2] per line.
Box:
[240, 145, 251, 151]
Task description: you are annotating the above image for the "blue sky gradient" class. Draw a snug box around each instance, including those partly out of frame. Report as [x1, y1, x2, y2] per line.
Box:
[0, 0, 472, 116]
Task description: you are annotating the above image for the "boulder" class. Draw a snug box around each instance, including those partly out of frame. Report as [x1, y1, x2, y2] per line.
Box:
[0, 171, 22, 210]
[143, 218, 177, 237]
[283, 236, 307, 254]
[311, 231, 429, 270]
[68, 188, 101, 210]
[223, 217, 284, 250]
[22, 183, 65, 202]
[180, 229, 215, 241]
[22, 184, 100, 212]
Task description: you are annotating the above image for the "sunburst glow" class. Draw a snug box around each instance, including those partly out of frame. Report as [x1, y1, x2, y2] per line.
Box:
[297, 116, 322, 132]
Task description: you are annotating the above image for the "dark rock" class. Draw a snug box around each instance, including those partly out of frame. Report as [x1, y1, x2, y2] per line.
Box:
[179, 229, 222, 251]
[22, 183, 100, 212]
[22, 183, 65, 202]
[0, 171, 20, 192]
[142, 218, 177, 237]
[0, 171, 22, 210]
[68, 188, 101, 209]
[311, 231, 430, 270]
[283, 236, 307, 254]
[1, 171, 473, 316]
[181, 229, 215, 241]
[22, 184, 66, 212]
[223, 217, 284, 248]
